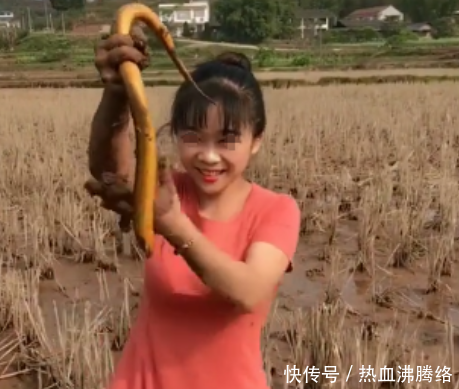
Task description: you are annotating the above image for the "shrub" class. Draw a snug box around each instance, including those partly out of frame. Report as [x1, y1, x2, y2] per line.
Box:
[255, 47, 276, 68]
[323, 28, 381, 44]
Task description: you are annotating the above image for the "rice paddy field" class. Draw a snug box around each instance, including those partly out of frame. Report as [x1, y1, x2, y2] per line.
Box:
[1, 82, 459, 389]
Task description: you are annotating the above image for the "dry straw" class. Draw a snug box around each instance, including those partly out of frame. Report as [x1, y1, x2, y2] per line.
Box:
[0, 84, 458, 388]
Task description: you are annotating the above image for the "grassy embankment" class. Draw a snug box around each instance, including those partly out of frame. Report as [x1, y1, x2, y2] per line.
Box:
[2, 33, 459, 87]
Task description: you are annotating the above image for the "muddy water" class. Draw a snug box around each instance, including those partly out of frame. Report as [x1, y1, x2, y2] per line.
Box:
[3, 229, 459, 388]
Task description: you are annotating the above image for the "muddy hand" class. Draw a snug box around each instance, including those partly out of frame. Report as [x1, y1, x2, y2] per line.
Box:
[84, 173, 134, 231]
[94, 24, 149, 89]
[85, 156, 172, 232]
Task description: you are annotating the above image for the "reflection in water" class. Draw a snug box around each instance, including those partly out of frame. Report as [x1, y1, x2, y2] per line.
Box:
[280, 258, 369, 310]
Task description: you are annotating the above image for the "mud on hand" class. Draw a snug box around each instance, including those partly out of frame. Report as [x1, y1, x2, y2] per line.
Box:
[84, 155, 171, 232]
[95, 23, 150, 88]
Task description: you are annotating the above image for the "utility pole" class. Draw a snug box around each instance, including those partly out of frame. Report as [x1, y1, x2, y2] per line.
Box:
[44, 0, 49, 30]
[50, 13, 54, 31]
[27, 7, 32, 32]
[61, 12, 65, 34]
[299, 18, 305, 39]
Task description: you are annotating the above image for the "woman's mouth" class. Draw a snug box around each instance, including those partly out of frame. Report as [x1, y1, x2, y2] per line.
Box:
[196, 168, 225, 183]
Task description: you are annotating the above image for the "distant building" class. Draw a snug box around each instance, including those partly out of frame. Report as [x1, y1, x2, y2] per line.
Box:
[335, 5, 404, 31]
[158, 0, 210, 37]
[0, 10, 21, 29]
[295, 9, 337, 39]
[406, 22, 433, 39]
[0, 11, 14, 19]
[344, 5, 404, 23]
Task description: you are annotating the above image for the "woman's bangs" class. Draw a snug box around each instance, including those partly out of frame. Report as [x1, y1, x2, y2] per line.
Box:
[171, 82, 251, 134]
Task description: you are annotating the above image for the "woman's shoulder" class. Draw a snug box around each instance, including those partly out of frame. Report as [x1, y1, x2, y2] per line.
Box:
[248, 184, 300, 220]
[248, 185, 301, 260]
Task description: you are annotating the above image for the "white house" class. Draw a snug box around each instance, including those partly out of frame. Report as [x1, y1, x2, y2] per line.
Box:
[0, 11, 14, 19]
[0, 11, 20, 29]
[345, 5, 404, 22]
[296, 9, 337, 38]
[158, 0, 210, 37]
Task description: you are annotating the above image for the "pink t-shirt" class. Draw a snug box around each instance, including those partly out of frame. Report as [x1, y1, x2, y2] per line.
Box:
[108, 173, 301, 389]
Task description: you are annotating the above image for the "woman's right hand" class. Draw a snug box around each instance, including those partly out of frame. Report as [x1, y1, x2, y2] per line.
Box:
[85, 26, 149, 230]
[94, 25, 149, 90]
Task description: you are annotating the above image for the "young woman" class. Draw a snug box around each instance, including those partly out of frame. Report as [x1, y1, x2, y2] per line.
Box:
[87, 30, 301, 389]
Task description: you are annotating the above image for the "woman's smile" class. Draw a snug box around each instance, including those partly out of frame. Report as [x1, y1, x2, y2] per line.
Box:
[196, 168, 226, 183]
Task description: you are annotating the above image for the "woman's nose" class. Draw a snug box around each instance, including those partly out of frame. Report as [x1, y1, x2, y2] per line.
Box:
[198, 144, 221, 164]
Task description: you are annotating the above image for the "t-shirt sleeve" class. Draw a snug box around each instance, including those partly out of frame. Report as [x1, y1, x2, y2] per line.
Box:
[250, 195, 301, 272]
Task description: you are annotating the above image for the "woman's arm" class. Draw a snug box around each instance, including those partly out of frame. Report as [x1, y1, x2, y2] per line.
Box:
[164, 195, 301, 313]
[88, 86, 134, 187]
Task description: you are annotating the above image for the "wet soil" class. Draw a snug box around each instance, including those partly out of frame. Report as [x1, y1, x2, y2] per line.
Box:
[2, 217, 459, 388]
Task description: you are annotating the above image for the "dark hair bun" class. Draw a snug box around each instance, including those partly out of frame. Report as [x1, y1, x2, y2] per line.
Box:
[214, 51, 252, 72]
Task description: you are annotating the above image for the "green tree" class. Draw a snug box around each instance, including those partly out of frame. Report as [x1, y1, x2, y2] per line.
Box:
[297, 0, 344, 15]
[49, 0, 84, 12]
[398, 0, 459, 23]
[214, 0, 296, 43]
[273, 0, 297, 39]
[431, 16, 456, 37]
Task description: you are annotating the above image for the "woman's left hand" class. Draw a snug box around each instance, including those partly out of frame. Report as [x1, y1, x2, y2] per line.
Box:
[154, 158, 182, 236]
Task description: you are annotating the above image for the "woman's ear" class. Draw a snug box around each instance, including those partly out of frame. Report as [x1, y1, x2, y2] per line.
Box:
[251, 136, 262, 156]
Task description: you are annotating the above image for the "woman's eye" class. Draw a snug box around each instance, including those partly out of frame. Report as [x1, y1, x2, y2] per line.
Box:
[219, 133, 239, 144]
[179, 131, 200, 144]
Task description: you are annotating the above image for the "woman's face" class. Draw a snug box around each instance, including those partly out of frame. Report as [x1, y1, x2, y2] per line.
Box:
[175, 104, 261, 196]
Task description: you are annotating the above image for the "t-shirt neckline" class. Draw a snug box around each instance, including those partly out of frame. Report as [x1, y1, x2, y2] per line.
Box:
[188, 180, 258, 225]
